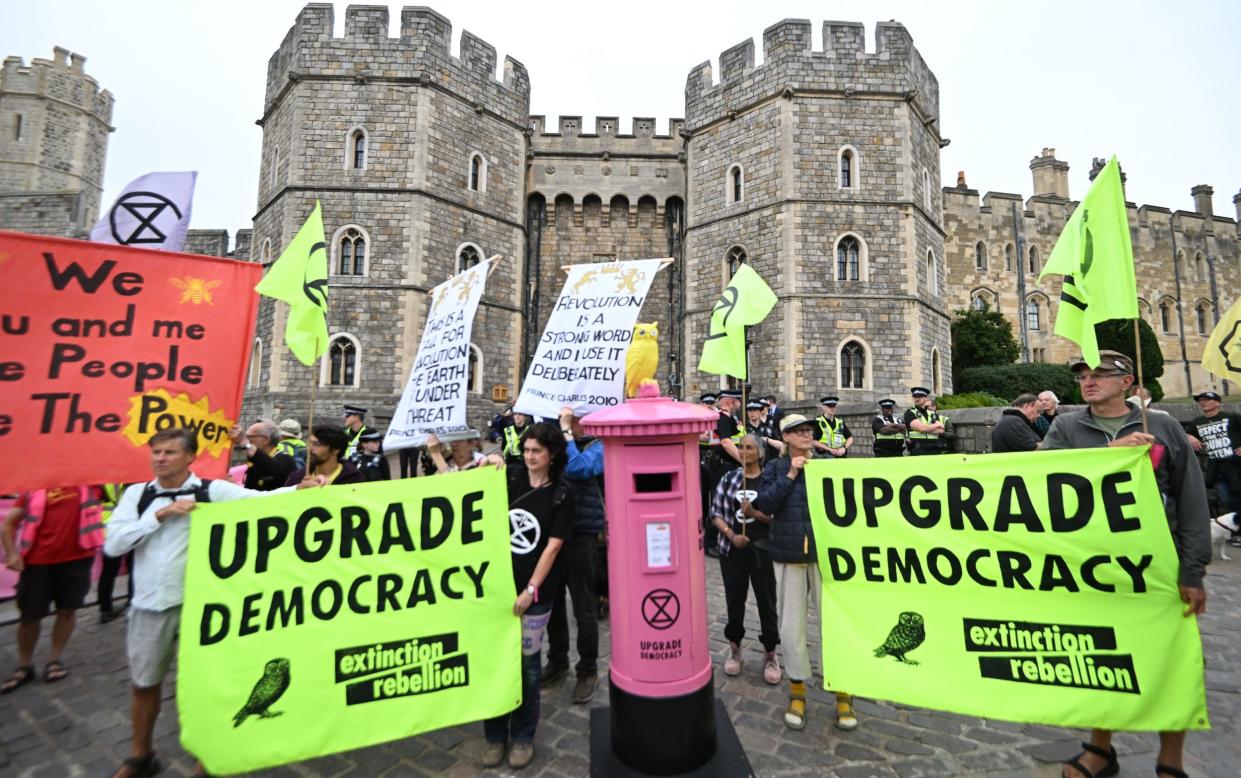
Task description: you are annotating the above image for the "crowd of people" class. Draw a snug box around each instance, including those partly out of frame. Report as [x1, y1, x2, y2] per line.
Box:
[1, 356, 1237, 776]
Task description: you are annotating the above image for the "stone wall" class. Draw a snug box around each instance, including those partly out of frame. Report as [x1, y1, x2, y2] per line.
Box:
[0, 191, 84, 236]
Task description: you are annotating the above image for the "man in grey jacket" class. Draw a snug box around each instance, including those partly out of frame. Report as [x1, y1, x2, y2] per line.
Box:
[1042, 350, 1209, 778]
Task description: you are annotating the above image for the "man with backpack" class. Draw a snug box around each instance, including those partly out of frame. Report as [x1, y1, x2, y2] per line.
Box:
[103, 428, 308, 778]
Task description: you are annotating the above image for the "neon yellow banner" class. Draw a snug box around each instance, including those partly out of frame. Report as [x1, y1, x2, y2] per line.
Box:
[807, 448, 1208, 731]
[178, 469, 520, 774]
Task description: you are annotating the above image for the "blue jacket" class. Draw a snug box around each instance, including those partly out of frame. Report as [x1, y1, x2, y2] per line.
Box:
[564, 437, 605, 534]
[752, 455, 818, 564]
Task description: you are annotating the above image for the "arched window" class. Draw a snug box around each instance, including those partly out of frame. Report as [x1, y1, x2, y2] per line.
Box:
[727, 164, 744, 204]
[923, 168, 933, 211]
[840, 149, 852, 188]
[1195, 253, 1207, 283]
[836, 235, 861, 282]
[931, 347, 942, 396]
[1026, 296, 1043, 331]
[468, 152, 487, 193]
[725, 245, 747, 279]
[1138, 299, 1152, 324]
[260, 239, 273, 265]
[333, 226, 368, 276]
[926, 249, 937, 295]
[456, 242, 482, 274]
[1159, 299, 1174, 333]
[971, 288, 995, 311]
[345, 127, 368, 170]
[323, 333, 360, 387]
[1028, 245, 1040, 274]
[840, 340, 866, 389]
[1004, 243, 1014, 272]
[467, 343, 482, 393]
[974, 241, 987, 271]
[270, 146, 280, 189]
[248, 338, 262, 388]
[1197, 301, 1211, 335]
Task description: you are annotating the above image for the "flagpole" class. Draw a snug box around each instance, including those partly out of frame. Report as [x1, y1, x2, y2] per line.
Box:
[1132, 319, 1149, 434]
[740, 325, 749, 538]
[307, 334, 319, 444]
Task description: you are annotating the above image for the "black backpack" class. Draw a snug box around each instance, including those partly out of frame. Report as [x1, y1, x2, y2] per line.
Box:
[136, 479, 214, 516]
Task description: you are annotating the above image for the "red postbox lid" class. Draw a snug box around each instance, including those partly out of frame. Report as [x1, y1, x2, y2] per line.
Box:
[581, 397, 717, 439]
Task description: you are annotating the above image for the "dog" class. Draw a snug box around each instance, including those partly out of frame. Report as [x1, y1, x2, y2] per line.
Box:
[1211, 512, 1239, 561]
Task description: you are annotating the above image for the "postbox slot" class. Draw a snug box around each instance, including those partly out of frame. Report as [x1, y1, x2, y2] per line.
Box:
[633, 472, 676, 493]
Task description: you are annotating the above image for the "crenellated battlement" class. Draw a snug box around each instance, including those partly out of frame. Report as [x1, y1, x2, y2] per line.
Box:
[527, 115, 685, 141]
[1, 47, 113, 124]
[684, 19, 937, 128]
[264, 4, 529, 124]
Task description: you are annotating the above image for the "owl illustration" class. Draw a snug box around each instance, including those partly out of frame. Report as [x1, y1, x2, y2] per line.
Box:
[233, 658, 291, 727]
[874, 612, 925, 664]
[625, 322, 660, 398]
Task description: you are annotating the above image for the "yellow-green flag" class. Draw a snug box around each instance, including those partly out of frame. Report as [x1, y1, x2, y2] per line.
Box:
[1039, 156, 1137, 367]
[256, 202, 329, 366]
[1202, 295, 1241, 383]
[698, 263, 777, 379]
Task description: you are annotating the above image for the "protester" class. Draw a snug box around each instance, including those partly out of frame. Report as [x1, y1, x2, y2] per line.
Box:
[1127, 385, 1171, 416]
[342, 404, 371, 459]
[350, 430, 391, 481]
[991, 393, 1041, 453]
[1033, 390, 1060, 439]
[229, 419, 297, 491]
[102, 428, 313, 778]
[709, 434, 780, 685]
[1186, 390, 1241, 518]
[542, 407, 605, 704]
[1042, 351, 1209, 778]
[704, 389, 745, 555]
[753, 414, 859, 732]
[275, 418, 308, 469]
[424, 430, 485, 473]
[283, 423, 366, 487]
[1, 485, 104, 693]
[96, 482, 134, 623]
[479, 422, 574, 769]
[871, 399, 907, 457]
[813, 396, 853, 457]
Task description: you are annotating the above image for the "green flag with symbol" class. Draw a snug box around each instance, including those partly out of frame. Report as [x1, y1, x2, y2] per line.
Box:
[256, 201, 329, 366]
[697, 263, 777, 379]
[1039, 156, 1137, 367]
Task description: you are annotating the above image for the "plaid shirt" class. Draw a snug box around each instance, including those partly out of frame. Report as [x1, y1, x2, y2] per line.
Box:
[710, 466, 768, 557]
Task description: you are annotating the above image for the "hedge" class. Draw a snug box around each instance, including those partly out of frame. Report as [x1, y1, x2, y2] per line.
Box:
[957, 363, 1078, 405]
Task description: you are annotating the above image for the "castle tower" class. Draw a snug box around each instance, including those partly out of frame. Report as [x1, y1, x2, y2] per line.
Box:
[683, 20, 949, 402]
[0, 47, 113, 236]
[246, 4, 530, 425]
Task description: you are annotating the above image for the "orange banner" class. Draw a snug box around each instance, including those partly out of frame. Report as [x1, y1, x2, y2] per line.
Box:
[0, 230, 261, 492]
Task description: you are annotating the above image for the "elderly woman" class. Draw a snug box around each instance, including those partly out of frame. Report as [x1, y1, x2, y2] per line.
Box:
[709, 433, 781, 684]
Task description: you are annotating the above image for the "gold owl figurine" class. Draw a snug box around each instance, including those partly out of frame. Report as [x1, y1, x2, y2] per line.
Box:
[625, 321, 660, 398]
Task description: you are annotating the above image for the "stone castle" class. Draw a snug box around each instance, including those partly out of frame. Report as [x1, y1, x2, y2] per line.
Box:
[1, 5, 1236, 431]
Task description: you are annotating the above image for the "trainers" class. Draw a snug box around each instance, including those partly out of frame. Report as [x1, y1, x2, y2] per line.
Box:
[762, 651, 782, 685]
[723, 642, 742, 676]
[481, 741, 505, 768]
[539, 661, 569, 688]
[572, 673, 598, 704]
[508, 742, 535, 769]
[835, 692, 859, 731]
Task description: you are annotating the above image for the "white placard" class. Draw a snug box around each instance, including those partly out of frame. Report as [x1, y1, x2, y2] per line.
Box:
[646, 521, 672, 569]
[514, 258, 664, 418]
[384, 259, 490, 451]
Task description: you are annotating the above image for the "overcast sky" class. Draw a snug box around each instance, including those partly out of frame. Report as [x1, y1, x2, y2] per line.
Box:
[5, 0, 1239, 236]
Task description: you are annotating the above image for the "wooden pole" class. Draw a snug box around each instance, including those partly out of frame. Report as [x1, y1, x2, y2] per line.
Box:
[740, 331, 748, 538]
[307, 335, 319, 449]
[1132, 318, 1149, 434]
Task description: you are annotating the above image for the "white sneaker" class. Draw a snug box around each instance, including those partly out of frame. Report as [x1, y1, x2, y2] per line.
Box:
[723, 642, 742, 676]
[762, 651, 782, 685]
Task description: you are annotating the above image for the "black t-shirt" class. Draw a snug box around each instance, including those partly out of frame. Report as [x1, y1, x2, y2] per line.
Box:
[507, 471, 575, 596]
[715, 411, 739, 442]
[1190, 412, 1241, 460]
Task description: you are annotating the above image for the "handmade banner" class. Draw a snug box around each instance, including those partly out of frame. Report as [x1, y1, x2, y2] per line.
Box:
[385, 259, 491, 450]
[806, 447, 1208, 731]
[178, 468, 519, 774]
[515, 258, 663, 418]
[0, 230, 260, 493]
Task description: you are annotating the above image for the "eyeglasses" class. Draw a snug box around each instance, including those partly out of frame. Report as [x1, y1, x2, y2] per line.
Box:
[1075, 371, 1128, 383]
[785, 427, 815, 435]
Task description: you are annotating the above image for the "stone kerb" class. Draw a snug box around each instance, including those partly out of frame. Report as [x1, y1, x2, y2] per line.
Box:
[683, 19, 937, 128]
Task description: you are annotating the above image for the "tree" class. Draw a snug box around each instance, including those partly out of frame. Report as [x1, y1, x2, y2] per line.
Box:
[1094, 318, 1165, 400]
[950, 307, 1021, 385]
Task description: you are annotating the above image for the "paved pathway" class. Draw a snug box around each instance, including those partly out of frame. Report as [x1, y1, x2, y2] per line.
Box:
[2, 552, 1238, 777]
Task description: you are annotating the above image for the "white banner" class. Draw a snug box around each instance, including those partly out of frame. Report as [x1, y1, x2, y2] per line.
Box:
[385, 259, 491, 450]
[515, 258, 664, 418]
[91, 171, 197, 252]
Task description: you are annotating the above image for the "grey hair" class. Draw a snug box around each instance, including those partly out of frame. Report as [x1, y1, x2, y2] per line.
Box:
[1038, 390, 1060, 405]
[739, 433, 767, 466]
[253, 419, 281, 446]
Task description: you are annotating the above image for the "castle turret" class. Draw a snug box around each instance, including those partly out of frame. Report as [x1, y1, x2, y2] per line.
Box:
[1191, 184, 1214, 218]
[1029, 148, 1069, 200]
[682, 19, 948, 401]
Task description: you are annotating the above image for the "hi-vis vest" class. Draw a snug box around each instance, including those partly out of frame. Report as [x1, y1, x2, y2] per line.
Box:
[19, 486, 105, 557]
[276, 437, 306, 461]
[873, 414, 905, 441]
[503, 425, 526, 457]
[817, 415, 846, 447]
[345, 425, 369, 458]
[907, 408, 945, 440]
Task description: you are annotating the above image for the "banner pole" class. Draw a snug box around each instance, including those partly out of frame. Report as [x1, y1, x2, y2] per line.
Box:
[308, 334, 319, 443]
[740, 326, 748, 537]
[1132, 318, 1149, 434]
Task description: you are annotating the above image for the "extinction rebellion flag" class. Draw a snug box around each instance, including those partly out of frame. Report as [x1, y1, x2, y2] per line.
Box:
[806, 448, 1208, 731]
[90, 171, 197, 253]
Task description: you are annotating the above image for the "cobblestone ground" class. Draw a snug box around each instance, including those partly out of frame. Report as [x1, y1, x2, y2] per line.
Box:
[2, 553, 1238, 778]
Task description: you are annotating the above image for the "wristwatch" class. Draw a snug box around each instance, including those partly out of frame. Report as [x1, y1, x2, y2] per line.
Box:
[562, 428, 573, 436]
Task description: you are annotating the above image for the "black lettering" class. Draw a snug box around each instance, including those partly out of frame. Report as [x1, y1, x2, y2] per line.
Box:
[339, 506, 373, 557]
[347, 575, 373, 614]
[464, 562, 488, 598]
[946, 478, 987, 530]
[887, 547, 926, 584]
[823, 479, 858, 527]
[254, 517, 288, 574]
[294, 507, 333, 562]
[861, 478, 892, 528]
[208, 522, 247, 579]
[1038, 554, 1080, 592]
[461, 491, 485, 543]
[420, 497, 454, 551]
[311, 580, 343, 620]
[1101, 472, 1141, 532]
[993, 476, 1043, 532]
[199, 603, 229, 646]
[376, 574, 402, 611]
[861, 545, 883, 581]
[266, 588, 304, 631]
[1116, 554, 1152, 593]
[238, 592, 262, 636]
[996, 551, 1034, 589]
[1081, 555, 1115, 592]
[1048, 473, 1094, 533]
[440, 567, 463, 599]
[43, 253, 144, 295]
[926, 547, 963, 585]
[965, 549, 996, 586]
[827, 547, 856, 580]
[48, 342, 86, 379]
[405, 568, 437, 607]
[899, 475, 940, 528]
[378, 503, 415, 554]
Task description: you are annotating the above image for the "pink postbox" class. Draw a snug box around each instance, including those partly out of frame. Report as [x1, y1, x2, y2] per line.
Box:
[583, 396, 718, 774]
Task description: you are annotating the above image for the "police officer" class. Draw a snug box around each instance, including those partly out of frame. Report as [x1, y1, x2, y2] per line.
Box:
[813, 396, 853, 458]
[503, 412, 532, 467]
[351, 430, 391, 482]
[343, 404, 371, 459]
[871, 399, 907, 458]
[905, 387, 948, 455]
[747, 400, 784, 460]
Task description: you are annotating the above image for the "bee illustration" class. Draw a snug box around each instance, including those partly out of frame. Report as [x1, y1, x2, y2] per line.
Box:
[170, 276, 222, 305]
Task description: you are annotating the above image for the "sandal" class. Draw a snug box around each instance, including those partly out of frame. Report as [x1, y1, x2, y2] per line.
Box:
[784, 681, 807, 730]
[1155, 766, 1188, 778]
[43, 660, 68, 683]
[1, 665, 35, 694]
[1062, 741, 1119, 778]
[113, 752, 163, 778]
[835, 692, 859, 731]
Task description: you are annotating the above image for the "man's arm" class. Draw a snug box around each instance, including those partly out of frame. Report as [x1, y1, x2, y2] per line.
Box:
[2, 503, 24, 569]
[1160, 417, 1211, 591]
[752, 460, 795, 516]
[104, 484, 164, 557]
[564, 439, 604, 479]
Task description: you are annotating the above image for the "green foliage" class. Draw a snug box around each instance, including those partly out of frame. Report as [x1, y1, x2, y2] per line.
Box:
[950, 307, 1021, 384]
[935, 392, 1008, 410]
[957, 363, 1078, 405]
[1093, 318, 1165, 401]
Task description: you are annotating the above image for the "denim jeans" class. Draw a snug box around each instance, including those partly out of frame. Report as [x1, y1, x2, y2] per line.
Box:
[484, 602, 550, 745]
